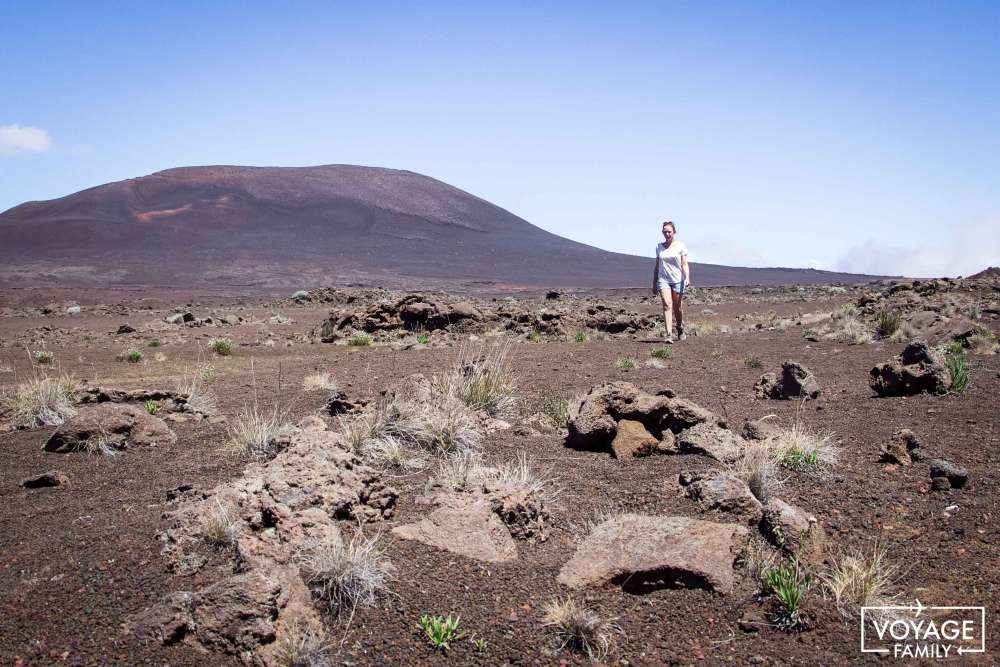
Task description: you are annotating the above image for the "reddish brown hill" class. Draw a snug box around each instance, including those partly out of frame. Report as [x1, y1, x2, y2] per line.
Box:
[0, 165, 879, 289]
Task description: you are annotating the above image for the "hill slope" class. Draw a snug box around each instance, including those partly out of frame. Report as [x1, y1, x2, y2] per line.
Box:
[0, 165, 876, 288]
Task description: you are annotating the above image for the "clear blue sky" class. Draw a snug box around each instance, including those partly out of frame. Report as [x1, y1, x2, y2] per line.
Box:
[2, 1, 998, 277]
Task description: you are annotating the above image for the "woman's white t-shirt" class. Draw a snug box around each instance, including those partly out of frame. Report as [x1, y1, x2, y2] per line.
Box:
[656, 240, 688, 285]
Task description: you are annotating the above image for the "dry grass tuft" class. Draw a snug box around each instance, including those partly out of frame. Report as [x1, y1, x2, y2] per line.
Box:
[224, 403, 289, 460]
[362, 435, 425, 473]
[483, 452, 561, 504]
[176, 375, 218, 415]
[302, 372, 339, 392]
[822, 539, 899, 616]
[200, 500, 238, 549]
[542, 597, 620, 660]
[434, 452, 491, 491]
[770, 421, 839, 468]
[298, 531, 394, 616]
[275, 621, 332, 667]
[1, 373, 77, 428]
[728, 440, 781, 503]
[437, 340, 517, 417]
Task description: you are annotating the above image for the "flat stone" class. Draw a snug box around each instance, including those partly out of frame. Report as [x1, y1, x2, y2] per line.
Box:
[392, 494, 518, 563]
[21, 470, 70, 489]
[676, 423, 745, 463]
[557, 514, 747, 593]
[611, 419, 659, 459]
[683, 470, 762, 521]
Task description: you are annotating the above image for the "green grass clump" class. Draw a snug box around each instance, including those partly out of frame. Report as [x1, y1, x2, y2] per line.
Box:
[763, 561, 811, 627]
[347, 332, 372, 347]
[209, 338, 233, 356]
[650, 347, 671, 359]
[416, 333, 430, 345]
[125, 348, 143, 363]
[533, 393, 569, 427]
[615, 357, 636, 371]
[418, 613, 462, 652]
[780, 447, 820, 467]
[144, 400, 160, 415]
[945, 352, 970, 394]
[744, 354, 762, 368]
[33, 350, 54, 365]
[147, 339, 161, 348]
[875, 308, 903, 339]
[527, 331, 542, 342]
[573, 331, 587, 343]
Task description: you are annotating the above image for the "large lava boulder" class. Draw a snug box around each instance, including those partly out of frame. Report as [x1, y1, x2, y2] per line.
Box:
[869, 339, 949, 396]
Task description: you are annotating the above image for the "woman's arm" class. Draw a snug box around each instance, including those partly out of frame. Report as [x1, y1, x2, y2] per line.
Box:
[682, 254, 691, 286]
[652, 254, 659, 293]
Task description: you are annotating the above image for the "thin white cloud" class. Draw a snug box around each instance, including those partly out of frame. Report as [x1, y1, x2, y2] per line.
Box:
[833, 218, 1000, 278]
[0, 124, 52, 156]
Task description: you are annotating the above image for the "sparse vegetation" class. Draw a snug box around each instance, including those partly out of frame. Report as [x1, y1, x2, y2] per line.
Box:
[209, 337, 233, 356]
[438, 341, 517, 418]
[79, 432, 121, 457]
[200, 500, 237, 549]
[299, 531, 394, 617]
[615, 357, 636, 370]
[147, 339, 161, 348]
[573, 331, 587, 343]
[434, 452, 489, 491]
[123, 348, 143, 363]
[728, 440, 779, 503]
[362, 435, 425, 473]
[302, 372, 338, 392]
[743, 354, 762, 368]
[763, 560, 811, 628]
[224, 403, 288, 460]
[531, 393, 569, 427]
[527, 330, 542, 342]
[1, 373, 77, 427]
[177, 375, 218, 415]
[347, 332, 372, 347]
[650, 347, 671, 359]
[483, 452, 560, 504]
[822, 539, 898, 616]
[33, 350, 54, 365]
[802, 327, 817, 339]
[875, 308, 904, 340]
[542, 597, 620, 660]
[967, 325, 998, 354]
[416, 332, 430, 345]
[771, 421, 839, 469]
[144, 400, 160, 415]
[275, 621, 331, 667]
[945, 351, 971, 394]
[418, 613, 462, 652]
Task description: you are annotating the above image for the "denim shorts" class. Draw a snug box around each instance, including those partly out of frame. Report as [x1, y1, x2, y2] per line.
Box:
[658, 280, 685, 295]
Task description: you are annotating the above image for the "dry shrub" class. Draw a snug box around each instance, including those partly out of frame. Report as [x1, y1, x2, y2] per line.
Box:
[823, 310, 873, 344]
[728, 440, 780, 503]
[543, 597, 620, 660]
[741, 537, 780, 589]
[437, 340, 517, 417]
[298, 531, 394, 616]
[822, 539, 899, 616]
[1, 373, 77, 428]
[483, 452, 560, 505]
[434, 452, 491, 491]
[79, 432, 121, 457]
[770, 421, 839, 468]
[362, 435, 425, 473]
[302, 372, 338, 392]
[176, 375, 218, 415]
[275, 621, 332, 667]
[224, 403, 289, 460]
[200, 500, 237, 549]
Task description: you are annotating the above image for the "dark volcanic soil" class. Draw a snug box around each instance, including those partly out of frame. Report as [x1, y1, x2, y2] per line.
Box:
[1, 280, 998, 666]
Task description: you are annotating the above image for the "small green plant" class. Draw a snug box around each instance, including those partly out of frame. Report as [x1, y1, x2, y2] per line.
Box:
[144, 400, 160, 415]
[616, 357, 636, 370]
[147, 339, 161, 348]
[125, 348, 143, 363]
[840, 302, 858, 317]
[763, 561, 811, 628]
[939, 340, 964, 356]
[527, 330, 542, 342]
[416, 333, 430, 345]
[875, 308, 903, 339]
[780, 447, 820, 467]
[471, 636, 487, 652]
[209, 338, 233, 356]
[33, 350, 54, 365]
[945, 352, 970, 394]
[744, 354, 762, 368]
[573, 331, 587, 343]
[802, 328, 817, 339]
[347, 332, 372, 347]
[533, 393, 569, 427]
[418, 613, 462, 652]
[650, 347, 671, 359]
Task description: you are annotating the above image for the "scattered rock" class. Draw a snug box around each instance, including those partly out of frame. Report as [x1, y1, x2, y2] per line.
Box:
[322, 391, 367, 416]
[488, 487, 549, 541]
[676, 422, 746, 464]
[610, 419, 659, 459]
[681, 470, 762, 521]
[761, 498, 825, 564]
[21, 470, 70, 488]
[929, 459, 968, 490]
[881, 428, 924, 465]
[392, 494, 518, 563]
[44, 403, 176, 452]
[741, 417, 782, 442]
[755, 362, 821, 400]
[115, 323, 136, 334]
[557, 514, 747, 593]
[870, 340, 949, 396]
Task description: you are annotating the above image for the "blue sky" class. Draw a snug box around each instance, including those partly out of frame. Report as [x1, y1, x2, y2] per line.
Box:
[2, 1, 998, 277]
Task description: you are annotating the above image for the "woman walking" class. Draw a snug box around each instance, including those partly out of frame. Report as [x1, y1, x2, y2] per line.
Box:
[651, 220, 691, 343]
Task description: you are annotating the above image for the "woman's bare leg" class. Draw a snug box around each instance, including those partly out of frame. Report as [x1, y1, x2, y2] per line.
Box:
[659, 287, 674, 337]
[673, 291, 684, 336]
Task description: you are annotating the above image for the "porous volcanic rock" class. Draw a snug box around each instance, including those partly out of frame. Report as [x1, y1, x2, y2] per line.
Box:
[44, 403, 176, 452]
[143, 424, 397, 664]
[316, 293, 483, 341]
[754, 361, 821, 400]
[676, 422, 746, 464]
[611, 419, 660, 459]
[392, 494, 518, 563]
[557, 514, 747, 593]
[928, 459, 969, 490]
[680, 470, 762, 521]
[869, 340, 950, 396]
[881, 428, 925, 465]
[21, 470, 70, 488]
[761, 498, 825, 565]
[566, 382, 723, 451]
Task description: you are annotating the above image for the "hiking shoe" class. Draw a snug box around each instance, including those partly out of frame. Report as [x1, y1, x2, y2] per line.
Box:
[678, 330, 687, 341]
[664, 334, 674, 344]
